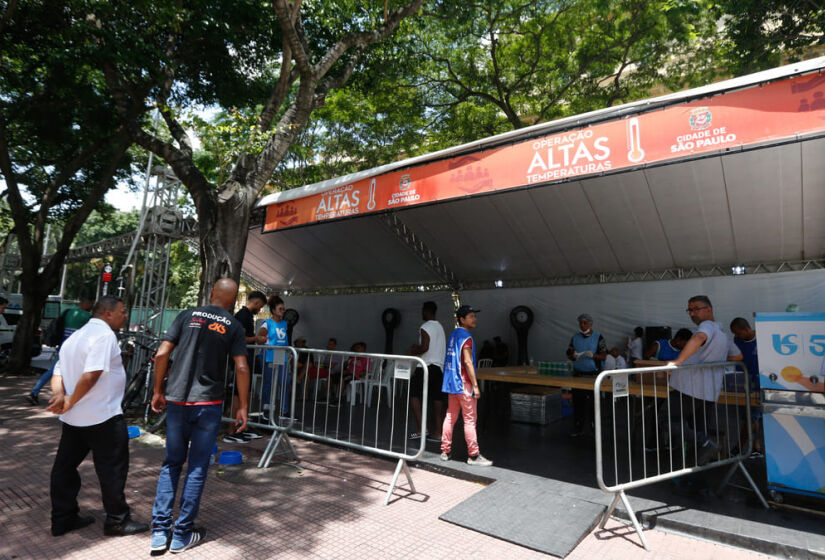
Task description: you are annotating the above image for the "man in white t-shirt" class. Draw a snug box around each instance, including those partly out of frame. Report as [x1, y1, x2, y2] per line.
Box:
[408, 301, 447, 441]
[667, 295, 743, 465]
[46, 296, 148, 538]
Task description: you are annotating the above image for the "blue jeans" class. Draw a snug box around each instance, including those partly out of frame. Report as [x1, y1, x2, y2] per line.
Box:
[32, 354, 60, 396]
[152, 403, 222, 539]
[262, 363, 291, 416]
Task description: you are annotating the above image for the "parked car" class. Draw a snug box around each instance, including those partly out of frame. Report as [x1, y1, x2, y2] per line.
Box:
[0, 308, 43, 368]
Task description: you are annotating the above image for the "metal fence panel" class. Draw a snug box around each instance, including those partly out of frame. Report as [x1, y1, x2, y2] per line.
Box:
[593, 361, 768, 550]
[221, 345, 429, 505]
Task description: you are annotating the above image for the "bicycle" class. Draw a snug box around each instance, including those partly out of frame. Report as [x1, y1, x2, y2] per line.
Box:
[121, 335, 166, 433]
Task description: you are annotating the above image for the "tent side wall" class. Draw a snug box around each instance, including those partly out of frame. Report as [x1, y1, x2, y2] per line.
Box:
[283, 269, 825, 362]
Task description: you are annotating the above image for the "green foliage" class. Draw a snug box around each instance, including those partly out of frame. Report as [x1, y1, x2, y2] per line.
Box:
[715, 0, 825, 75]
[73, 208, 141, 246]
[0, 0, 137, 220]
[190, 108, 276, 186]
[399, 0, 722, 143]
[165, 241, 200, 309]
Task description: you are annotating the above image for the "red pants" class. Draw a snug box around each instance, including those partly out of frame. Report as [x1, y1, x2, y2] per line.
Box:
[441, 393, 479, 456]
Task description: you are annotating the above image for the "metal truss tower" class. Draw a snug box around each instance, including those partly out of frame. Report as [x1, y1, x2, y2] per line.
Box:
[119, 165, 195, 335]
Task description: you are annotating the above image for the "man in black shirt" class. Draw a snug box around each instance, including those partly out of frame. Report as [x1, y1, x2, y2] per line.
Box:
[224, 291, 267, 443]
[234, 290, 266, 347]
[148, 278, 249, 554]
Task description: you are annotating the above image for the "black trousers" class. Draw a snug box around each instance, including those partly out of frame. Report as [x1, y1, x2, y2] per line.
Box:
[572, 370, 597, 431]
[50, 414, 130, 529]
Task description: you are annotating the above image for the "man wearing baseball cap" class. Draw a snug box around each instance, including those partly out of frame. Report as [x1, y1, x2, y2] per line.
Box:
[566, 313, 607, 437]
[440, 305, 492, 466]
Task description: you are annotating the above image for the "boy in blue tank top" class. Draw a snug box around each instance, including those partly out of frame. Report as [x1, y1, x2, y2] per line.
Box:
[440, 305, 492, 467]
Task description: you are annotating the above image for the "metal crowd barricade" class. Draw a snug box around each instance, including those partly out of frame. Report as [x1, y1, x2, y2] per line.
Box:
[221, 344, 300, 467]
[593, 361, 769, 551]
[221, 345, 428, 506]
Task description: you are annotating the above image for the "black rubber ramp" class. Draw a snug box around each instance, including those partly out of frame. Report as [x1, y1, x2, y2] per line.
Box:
[439, 479, 605, 557]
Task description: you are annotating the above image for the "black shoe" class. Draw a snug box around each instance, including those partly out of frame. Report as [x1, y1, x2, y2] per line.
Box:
[103, 517, 149, 536]
[241, 431, 263, 441]
[52, 514, 95, 536]
[697, 439, 720, 466]
[222, 433, 248, 444]
[26, 392, 39, 406]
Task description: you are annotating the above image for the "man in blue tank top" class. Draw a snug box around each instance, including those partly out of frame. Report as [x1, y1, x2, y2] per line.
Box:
[565, 313, 606, 437]
[644, 328, 692, 361]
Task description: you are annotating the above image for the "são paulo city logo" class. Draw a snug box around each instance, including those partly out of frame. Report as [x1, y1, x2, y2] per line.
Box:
[689, 107, 712, 130]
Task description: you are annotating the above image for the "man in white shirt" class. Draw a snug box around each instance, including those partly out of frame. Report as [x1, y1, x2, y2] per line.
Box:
[667, 295, 743, 465]
[408, 301, 447, 441]
[46, 296, 148, 538]
[626, 327, 644, 366]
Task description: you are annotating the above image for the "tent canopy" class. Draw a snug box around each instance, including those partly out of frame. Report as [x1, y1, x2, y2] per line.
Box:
[245, 58, 825, 292]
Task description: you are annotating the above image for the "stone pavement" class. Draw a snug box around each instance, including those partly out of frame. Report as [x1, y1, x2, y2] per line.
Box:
[0, 376, 772, 559]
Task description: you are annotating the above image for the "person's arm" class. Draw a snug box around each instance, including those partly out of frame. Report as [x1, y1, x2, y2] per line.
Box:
[151, 341, 176, 413]
[593, 335, 607, 362]
[256, 323, 268, 345]
[45, 361, 66, 414]
[232, 354, 250, 432]
[727, 336, 743, 361]
[797, 377, 825, 392]
[462, 345, 480, 398]
[52, 370, 103, 414]
[670, 332, 708, 367]
[409, 329, 430, 356]
[644, 341, 660, 360]
[566, 337, 577, 360]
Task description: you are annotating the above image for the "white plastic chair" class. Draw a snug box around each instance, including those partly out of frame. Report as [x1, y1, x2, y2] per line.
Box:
[347, 357, 381, 405]
[366, 358, 403, 408]
[477, 358, 493, 368]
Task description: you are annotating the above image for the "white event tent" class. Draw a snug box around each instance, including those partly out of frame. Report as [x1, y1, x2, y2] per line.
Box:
[243, 58, 825, 359]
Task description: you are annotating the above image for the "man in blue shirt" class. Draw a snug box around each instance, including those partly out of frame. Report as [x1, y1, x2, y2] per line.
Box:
[644, 328, 693, 361]
[730, 318, 759, 391]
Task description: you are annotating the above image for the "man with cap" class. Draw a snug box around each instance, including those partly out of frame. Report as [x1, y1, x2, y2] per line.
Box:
[440, 305, 492, 466]
[566, 313, 607, 437]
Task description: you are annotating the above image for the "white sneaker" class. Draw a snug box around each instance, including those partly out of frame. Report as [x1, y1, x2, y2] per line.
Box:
[467, 454, 493, 467]
[440, 452, 450, 461]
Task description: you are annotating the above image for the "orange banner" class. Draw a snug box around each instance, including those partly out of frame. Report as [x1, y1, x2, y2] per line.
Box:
[265, 72, 825, 232]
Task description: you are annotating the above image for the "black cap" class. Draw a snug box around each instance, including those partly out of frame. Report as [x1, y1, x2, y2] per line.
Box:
[456, 305, 480, 319]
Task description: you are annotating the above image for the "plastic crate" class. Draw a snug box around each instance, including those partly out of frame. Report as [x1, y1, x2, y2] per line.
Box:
[510, 386, 562, 425]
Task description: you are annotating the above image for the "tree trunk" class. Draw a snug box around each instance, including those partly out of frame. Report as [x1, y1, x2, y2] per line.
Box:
[197, 181, 254, 305]
[5, 271, 57, 373]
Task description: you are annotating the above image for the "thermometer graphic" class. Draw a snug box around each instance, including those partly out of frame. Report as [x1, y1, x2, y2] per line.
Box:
[367, 178, 376, 210]
[627, 117, 645, 163]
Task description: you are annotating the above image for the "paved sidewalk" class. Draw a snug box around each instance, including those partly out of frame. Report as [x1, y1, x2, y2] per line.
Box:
[0, 376, 771, 559]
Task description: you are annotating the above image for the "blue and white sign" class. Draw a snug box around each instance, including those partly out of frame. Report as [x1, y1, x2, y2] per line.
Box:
[764, 412, 825, 498]
[755, 312, 825, 391]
